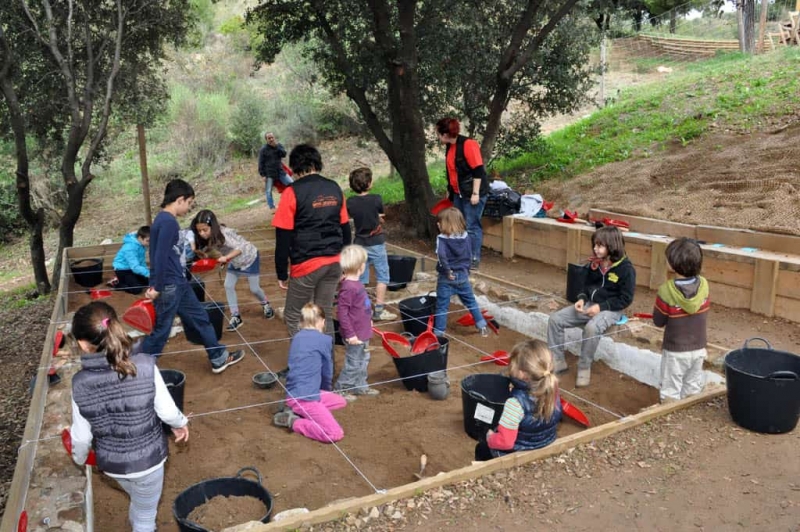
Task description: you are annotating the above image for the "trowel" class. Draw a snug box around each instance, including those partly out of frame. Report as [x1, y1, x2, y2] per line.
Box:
[413, 454, 427, 480]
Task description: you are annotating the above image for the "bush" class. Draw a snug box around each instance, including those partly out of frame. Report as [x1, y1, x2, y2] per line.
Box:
[230, 93, 267, 156]
[168, 84, 231, 169]
[0, 178, 26, 243]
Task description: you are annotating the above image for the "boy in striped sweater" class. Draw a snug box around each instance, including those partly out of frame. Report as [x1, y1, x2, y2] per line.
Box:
[653, 237, 710, 402]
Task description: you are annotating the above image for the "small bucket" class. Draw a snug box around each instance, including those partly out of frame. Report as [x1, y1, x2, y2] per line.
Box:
[184, 302, 224, 344]
[160, 369, 186, 411]
[460, 374, 511, 440]
[70, 258, 104, 288]
[190, 278, 206, 303]
[387, 255, 417, 291]
[392, 336, 448, 392]
[173, 467, 273, 532]
[398, 294, 436, 337]
[427, 371, 450, 400]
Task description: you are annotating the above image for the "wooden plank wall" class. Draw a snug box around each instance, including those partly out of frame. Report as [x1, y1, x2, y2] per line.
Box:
[482, 216, 800, 323]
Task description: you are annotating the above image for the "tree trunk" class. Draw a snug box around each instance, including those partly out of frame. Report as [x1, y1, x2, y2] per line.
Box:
[742, 0, 756, 53]
[52, 179, 88, 290]
[669, 11, 677, 33]
[0, 65, 51, 294]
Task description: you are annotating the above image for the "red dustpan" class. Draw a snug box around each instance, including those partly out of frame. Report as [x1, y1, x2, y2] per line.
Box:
[122, 298, 156, 334]
[411, 315, 438, 354]
[89, 288, 112, 300]
[480, 350, 509, 366]
[190, 258, 218, 274]
[61, 428, 97, 466]
[372, 327, 411, 358]
[52, 330, 65, 356]
[561, 397, 590, 427]
[456, 309, 493, 326]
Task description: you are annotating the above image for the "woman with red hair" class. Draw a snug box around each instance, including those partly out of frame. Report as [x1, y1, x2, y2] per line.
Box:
[435, 117, 490, 270]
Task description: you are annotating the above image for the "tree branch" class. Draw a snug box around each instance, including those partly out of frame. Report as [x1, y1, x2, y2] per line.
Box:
[506, 0, 581, 78]
[365, 0, 396, 58]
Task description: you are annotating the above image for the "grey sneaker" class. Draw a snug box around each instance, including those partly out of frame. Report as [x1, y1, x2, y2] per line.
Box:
[554, 358, 568, 374]
[273, 410, 300, 429]
[226, 314, 243, 331]
[352, 387, 380, 396]
[211, 350, 245, 374]
[372, 308, 398, 321]
[479, 327, 489, 338]
[263, 302, 275, 319]
[576, 368, 591, 387]
[335, 390, 358, 402]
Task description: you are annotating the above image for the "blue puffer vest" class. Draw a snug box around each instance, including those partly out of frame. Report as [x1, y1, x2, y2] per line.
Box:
[72, 350, 167, 475]
[493, 377, 562, 457]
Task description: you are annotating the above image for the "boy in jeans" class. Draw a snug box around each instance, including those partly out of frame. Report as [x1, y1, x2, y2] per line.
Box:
[142, 179, 244, 374]
[346, 167, 397, 321]
[653, 237, 710, 402]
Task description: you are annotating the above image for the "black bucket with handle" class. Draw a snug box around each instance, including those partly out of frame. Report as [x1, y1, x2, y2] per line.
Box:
[724, 337, 800, 434]
[173, 467, 273, 532]
[460, 374, 511, 440]
[392, 336, 449, 392]
[387, 255, 417, 291]
[399, 294, 437, 337]
[70, 258, 104, 288]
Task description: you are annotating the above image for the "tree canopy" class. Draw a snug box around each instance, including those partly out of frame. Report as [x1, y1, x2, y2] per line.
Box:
[248, 0, 596, 236]
[0, 0, 195, 292]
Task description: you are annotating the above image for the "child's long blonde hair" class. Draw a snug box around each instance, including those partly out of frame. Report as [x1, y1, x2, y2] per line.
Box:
[507, 339, 558, 421]
[437, 207, 466, 235]
[299, 302, 325, 330]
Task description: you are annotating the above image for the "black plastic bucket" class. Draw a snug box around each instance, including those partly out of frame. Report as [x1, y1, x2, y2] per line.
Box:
[460, 374, 511, 440]
[160, 369, 186, 411]
[399, 295, 437, 337]
[173, 467, 273, 532]
[724, 338, 800, 434]
[184, 302, 224, 344]
[392, 336, 448, 392]
[387, 255, 417, 291]
[70, 258, 104, 288]
[190, 278, 206, 303]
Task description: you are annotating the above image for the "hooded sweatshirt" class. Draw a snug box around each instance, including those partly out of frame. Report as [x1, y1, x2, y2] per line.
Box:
[653, 276, 710, 352]
[112, 232, 150, 278]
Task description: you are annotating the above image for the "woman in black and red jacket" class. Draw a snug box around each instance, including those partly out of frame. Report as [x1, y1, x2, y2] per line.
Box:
[435, 117, 490, 270]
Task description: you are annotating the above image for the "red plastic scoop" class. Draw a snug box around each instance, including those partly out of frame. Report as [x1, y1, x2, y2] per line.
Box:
[61, 428, 97, 466]
[561, 397, 590, 427]
[372, 327, 411, 358]
[430, 198, 454, 216]
[122, 298, 156, 334]
[89, 288, 112, 300]
[633, 313, 653, 319]
[411, 315, 438, 354]
[52, 331, 65, 356]
[190, 258, 218, 274]
[480, 350, 509, 366]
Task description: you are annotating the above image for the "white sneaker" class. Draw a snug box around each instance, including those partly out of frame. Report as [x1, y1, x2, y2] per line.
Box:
[372, 308, 398, 321]
[576, 368, 591, 387]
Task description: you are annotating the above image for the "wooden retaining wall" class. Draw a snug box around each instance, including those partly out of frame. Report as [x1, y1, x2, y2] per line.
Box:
[483, 215, 800, 323]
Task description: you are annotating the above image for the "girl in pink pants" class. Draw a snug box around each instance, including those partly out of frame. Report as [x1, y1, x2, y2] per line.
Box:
[273, 303, 347, 442]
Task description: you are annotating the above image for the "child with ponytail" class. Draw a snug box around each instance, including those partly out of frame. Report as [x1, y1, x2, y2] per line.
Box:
[474, 339, 562, 461]
[69, 301, 188, 532]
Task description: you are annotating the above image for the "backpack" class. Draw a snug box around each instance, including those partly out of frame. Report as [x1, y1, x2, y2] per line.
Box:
[483, 188, 522, 219]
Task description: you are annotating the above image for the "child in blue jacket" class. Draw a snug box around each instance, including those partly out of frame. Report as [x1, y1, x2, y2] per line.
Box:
[110, 226, 150, 294]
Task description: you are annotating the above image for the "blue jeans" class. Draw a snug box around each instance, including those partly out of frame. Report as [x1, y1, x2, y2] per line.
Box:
[433, 271, 487, 336]
[453, 195, 487, 263]
[265, 171, 294, 209]
[334, 343, 371, 393]
[359, 243, 390, 285]
[141, 282, 227, 367]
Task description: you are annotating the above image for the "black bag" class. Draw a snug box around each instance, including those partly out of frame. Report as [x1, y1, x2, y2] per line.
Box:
[566, 263, 589, 303]
[482, 188, 521, 219]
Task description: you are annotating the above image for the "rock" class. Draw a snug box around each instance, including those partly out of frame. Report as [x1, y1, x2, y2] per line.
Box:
[391, 511, 404, 520]
[369, 507, 380, 519]
[272, 507, 310, 522]
[221, 520, 266, 531]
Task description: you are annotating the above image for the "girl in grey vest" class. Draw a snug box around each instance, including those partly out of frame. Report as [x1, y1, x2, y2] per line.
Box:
[69, 302, 189, 532]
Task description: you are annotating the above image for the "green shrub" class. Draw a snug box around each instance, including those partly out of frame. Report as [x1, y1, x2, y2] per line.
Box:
[0, 178, 26, 242]
[230, 93, 267, 156]
[168, 84, 231, 169]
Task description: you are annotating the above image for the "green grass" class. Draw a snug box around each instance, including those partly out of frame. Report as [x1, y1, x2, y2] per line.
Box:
[0, 283, 47, 308]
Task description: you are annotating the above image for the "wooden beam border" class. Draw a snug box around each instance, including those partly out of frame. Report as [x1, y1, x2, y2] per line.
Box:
[250, 386, 726, 531]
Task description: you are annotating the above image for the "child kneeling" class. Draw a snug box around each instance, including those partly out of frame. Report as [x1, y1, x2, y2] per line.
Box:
[475, 339, 562, 461]
[274, 303, 348, 442]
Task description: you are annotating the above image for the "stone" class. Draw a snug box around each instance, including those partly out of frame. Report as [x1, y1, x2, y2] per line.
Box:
[369, 507, 380, 519]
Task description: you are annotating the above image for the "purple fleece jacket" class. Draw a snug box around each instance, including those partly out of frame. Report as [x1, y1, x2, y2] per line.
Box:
[337, 279, 373, 342]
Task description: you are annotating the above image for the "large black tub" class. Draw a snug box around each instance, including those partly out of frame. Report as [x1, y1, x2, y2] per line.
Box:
[460, 374, 511, 440]
[183, 302, 224, 344]
[725, 338, 800, 434]
[387, 255, 417, 291]
[173, 467, 273, 531]
[398, 294, 437, 337]
[70, 258, 104, 288]
[392, 336, 448, 392]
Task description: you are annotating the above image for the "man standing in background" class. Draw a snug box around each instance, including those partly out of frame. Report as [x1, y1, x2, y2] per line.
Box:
[258, 132, 292, 210]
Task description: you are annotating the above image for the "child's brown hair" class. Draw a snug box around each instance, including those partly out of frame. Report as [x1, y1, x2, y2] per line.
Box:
[507, 339, 558, 421]
[437, 207, 467, 235]
[71, 302, 137, 378]
[666, 237, 703, 277]
[349, 167, 373, 194]
[591, 226, 626, 262]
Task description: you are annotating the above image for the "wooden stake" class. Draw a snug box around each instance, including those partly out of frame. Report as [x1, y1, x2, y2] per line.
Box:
[757, 0, 769, 53]
[137, 124, 152, 226]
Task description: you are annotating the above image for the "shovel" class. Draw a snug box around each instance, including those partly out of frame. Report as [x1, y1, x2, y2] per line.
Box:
[480, 350, 509, 366]
[560, 397, 590, 427]
[413, 454, 427, 480]
[411, 315, 438, 354]
[372, 327, 412, 358]
[190, 258, 218, 274]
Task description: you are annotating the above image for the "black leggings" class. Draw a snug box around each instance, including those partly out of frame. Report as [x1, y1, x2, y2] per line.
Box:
[474, 440, 496, 462]
[115, 269, 148, 295]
